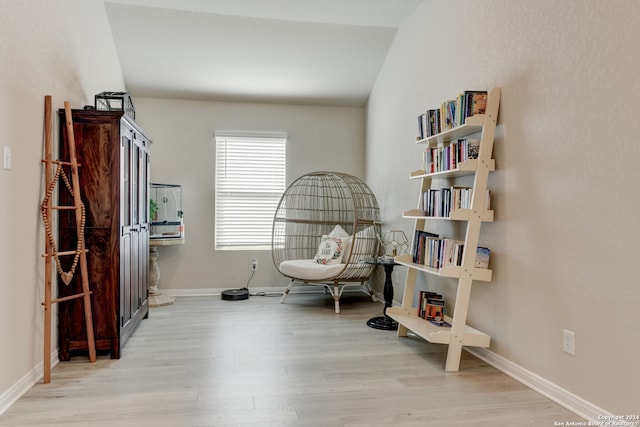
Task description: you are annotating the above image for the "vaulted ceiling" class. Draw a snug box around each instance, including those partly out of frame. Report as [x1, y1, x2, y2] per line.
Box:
[104, 0, 422, 106]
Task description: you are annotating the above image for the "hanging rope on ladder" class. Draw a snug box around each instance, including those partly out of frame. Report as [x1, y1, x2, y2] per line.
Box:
[40, 162, 86, 285]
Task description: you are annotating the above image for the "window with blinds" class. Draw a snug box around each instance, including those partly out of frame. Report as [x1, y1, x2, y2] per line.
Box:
[214, 132, 287, 250]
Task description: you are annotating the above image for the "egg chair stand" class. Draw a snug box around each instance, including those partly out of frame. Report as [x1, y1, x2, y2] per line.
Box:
[272, 171, 382, 313]
[280, 278, 375, 314]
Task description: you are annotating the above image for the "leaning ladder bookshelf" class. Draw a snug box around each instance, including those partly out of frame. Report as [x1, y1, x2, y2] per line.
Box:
[386, 87, 500, 372]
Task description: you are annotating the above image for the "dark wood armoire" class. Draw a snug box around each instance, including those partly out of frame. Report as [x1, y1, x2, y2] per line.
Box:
[57, 109, 151, 360]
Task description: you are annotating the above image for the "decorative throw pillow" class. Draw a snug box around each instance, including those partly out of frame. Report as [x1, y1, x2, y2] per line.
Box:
[328, 224, 352, 260]
[328, 224, 350, 238]
[313, 235, 345, 265]
[350, 226, 378, 262]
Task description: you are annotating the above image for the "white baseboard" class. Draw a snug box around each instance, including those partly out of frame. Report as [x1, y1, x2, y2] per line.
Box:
[0, 351, 58, 416]
[162, 286, 288, 297]
[162, 288, 223, 297]
[465, 347, 612, 422]
[163, 286, 383, 299]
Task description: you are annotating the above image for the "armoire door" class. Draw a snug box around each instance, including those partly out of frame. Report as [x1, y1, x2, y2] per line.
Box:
[137, 133, 150, 316]
[120, 119, 150, 346]
[120, 121, 135, 335]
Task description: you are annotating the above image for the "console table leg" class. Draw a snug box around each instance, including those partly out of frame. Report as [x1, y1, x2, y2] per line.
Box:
[367, 262, 398, 330]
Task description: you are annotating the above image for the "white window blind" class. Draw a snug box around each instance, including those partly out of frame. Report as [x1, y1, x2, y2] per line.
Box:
[215, 132, 287, 250]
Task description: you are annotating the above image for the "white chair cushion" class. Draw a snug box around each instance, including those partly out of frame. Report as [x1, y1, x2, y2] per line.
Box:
[280, 259, 345, 281]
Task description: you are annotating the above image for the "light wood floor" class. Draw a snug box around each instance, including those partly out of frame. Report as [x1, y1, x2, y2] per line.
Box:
[1, 293, 584, 426]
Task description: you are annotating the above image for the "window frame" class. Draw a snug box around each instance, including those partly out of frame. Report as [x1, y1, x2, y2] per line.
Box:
[214, 131, 287, 251]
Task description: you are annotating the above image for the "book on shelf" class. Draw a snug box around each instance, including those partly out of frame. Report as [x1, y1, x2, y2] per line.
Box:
[441, 99, 457, 131]
[412, 230, 439, 264]
[419, 109, 441, 137]
[466, 138, 480, 159]
[411, 233, 491, 269]
[429, 318, 452, 327]
[418, 186, 490, 217]
[463, 90, 488, 121]
[417, 291, 444, 320]
[475, 246, 490, 269]
[413, 234, 457, 269]
[422, 138, 481, 173]
[442, 238, 464, 267]
[426, 298, 444, 320]
[451, 245, 490, 269]
[418, 113, 427, 140]
[428, 109, 439, 136]
[416, 90, 488, 139]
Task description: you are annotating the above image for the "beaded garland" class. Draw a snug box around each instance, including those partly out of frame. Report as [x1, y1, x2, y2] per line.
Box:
[41, 164, 86, 285]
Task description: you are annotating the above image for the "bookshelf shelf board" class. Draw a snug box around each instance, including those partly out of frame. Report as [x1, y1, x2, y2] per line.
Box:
[417, 114, 485, 146]
[394, 254, 493, 282]
[403, 208, 494, 222]
[410, 159, 495, 180]
[386, 307, 490, 348]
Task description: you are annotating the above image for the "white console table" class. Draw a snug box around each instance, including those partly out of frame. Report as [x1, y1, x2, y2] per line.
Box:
[149, 237, 184, 307]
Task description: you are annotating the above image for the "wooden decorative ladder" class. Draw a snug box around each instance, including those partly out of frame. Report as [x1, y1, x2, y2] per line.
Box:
[41, 96, 96, 383]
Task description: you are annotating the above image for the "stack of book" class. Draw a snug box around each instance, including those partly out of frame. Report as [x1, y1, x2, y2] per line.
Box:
[417, 90, 488, 140]
[417, 291, 450, 326]
[422, 138, 480, 174]
[418, 187, 490, 217]
[412, 230, 490, 269]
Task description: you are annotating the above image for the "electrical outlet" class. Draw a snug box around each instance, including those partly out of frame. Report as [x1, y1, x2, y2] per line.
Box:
[563, 329, 575, 355]
[251, 259, 257, 271]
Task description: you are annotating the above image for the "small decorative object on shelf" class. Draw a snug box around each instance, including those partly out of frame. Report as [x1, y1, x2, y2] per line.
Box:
[387, 87, 500, 372]
[381, 230, 409, 262]
[94, 91, 135, 120]
[150, 183, 184, 240]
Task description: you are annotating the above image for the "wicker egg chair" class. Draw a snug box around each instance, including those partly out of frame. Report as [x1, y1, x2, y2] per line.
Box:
[272, 171, 381, 313]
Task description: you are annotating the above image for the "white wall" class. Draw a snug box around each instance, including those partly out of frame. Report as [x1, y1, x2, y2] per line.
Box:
[0, 0, 126, 411]
[366, 0, 640, 415]
[131, 97, 365, 293]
